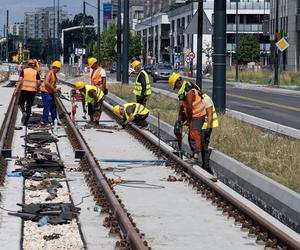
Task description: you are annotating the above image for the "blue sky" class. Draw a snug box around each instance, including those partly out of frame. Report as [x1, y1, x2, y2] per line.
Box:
[0, 0, 109, 36]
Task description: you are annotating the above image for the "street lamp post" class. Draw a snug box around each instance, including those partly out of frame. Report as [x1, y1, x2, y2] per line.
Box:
[235, 0, 239, 81]
[196, 0, 203, 89]
[97, 0, 101, 62]
[274, 0, 279, 86]
[122, 0, 129, 84]
[116, 0, 122, 81]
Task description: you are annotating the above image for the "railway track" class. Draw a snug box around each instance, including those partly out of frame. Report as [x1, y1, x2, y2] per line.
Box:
[0, 79, 299, 249]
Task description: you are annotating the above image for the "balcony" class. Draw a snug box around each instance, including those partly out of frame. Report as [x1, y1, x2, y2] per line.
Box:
[227, 24, 263, 33]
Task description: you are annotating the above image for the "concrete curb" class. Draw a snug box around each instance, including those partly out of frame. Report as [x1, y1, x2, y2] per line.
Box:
[105, 92, 300, 234]
[148, 86, 300, 140]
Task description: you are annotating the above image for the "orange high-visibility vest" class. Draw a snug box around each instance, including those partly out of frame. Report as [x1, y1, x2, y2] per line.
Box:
[21, 68, 38, 92]
[40, 70, 57, 94]
[90, 67, 104, 88]
[183, 89, 206, 118]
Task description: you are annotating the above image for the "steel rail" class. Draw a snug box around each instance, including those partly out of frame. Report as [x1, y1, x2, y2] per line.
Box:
[0, 91, 18, 158]
[103, 101, 300, 250]
[55, 96, 148, 250]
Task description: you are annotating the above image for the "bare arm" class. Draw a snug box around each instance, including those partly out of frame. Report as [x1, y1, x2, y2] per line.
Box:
[185, 91, 194, 122]
[206, 106, 213, 128]
[44, 72, 56, 92]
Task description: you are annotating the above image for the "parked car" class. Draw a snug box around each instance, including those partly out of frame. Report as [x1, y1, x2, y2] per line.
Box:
[151, 63, 174, 82]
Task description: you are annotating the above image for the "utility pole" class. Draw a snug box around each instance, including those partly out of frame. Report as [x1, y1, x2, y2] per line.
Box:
[235, 0, 239, 81]
[196, 0, 203, 89]
[212, 0, 226, 113]
[83, 0, 86, 49]
[122, 0, 129, 84]
[97, 0, 100, 62]
[57, 0, 60, 59]
[274, 0, 279, 86]
[116, 0, 122, 81]
[6, 10, 9, 62]
[53, 0, 56, 60]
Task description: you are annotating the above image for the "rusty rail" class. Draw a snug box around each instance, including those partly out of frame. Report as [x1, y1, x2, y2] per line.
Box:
[55, 96, 148, 250]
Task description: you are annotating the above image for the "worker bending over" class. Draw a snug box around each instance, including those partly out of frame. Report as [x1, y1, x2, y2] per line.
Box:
[201, 92, 218, 172]
[113, 102, 149, 129]
[39, 60, 61, 127]
[88, 57, 107, 93]
[75, 81, 104, 125]
[16, 59, 41, 126]
[132, 60, 152, 106]
[169, 73, 206, 161]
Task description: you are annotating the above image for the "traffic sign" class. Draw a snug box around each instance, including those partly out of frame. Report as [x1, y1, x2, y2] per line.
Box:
[276, 38, 289, 52]
[189, 52, 195, 60]
[186, 49, 191, 56]
[186, 56, 191, 64]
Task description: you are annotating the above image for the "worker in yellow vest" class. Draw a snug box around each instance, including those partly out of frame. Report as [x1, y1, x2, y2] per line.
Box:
[87, 57, 107, 93]
[39, 60, 61, 127]
[113, 102, 149, 129]
[132, 60, 152, 106]
[74, 81, 105, 125]
[169, 73, 206, 161]
[201, 93, 218, 172]
[16, 59, 41, 125]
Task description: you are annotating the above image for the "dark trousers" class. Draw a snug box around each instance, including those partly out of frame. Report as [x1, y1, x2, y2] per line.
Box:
[188, 116, 205, 154]
[136, 95, 148, 106]
[18, 90, 36, 124]
[201, 129, 212, 169]
[133, 113, 149, 128]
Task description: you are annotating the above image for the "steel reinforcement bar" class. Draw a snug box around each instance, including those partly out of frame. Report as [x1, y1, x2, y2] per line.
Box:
[55, 96, 148, 250]
[103, 101, 300, 250]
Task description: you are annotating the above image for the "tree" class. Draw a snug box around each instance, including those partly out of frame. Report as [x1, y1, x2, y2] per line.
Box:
[237, 34, 260, 64]
[61, 13, 96, 62]
[96, 23, 142, 63]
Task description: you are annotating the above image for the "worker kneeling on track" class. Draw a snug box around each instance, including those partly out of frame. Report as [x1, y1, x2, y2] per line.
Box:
[169, 73, 206, 162]
[113, 103, 149, 129]
[75, 81, 104, 125]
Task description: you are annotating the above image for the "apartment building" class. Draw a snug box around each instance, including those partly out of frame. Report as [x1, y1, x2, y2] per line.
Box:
[24, 6, 68, 40]
[134, 0, 271, 68]
[8, 22, 24, 37]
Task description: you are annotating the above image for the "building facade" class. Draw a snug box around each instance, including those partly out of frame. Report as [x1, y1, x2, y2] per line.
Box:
[134, 0, 271, 68]
[8, 22, 24, 37]
[270, 0, 300, 71]
[24, 7, 68, 40]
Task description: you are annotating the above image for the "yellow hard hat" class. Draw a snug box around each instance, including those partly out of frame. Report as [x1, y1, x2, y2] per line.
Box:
[52, 60, 62, 69]
[169, 73, 182, 89]
[88, 57, 97, 67]
[113, 105, 121, 117]
[131, 60, 141, 69]
[74, 81, 85, 90]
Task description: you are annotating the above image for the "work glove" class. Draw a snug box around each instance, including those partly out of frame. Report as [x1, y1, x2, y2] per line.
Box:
[121, 122, 127, 129]
[94, 105, 101, 112]
[173, 120, 182, 136]
[83, 108, 87, 114]
[103, 88, 108, 95]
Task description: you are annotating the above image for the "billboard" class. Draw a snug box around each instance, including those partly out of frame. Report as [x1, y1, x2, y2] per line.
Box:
[103, 3, 112, 30]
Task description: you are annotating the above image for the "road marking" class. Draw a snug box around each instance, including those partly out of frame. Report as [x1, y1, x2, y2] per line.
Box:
[227, 93, 300, 112]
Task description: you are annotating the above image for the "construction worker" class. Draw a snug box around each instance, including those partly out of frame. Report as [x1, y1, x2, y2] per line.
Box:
[87, 57, 107, 94]
[113, 102, 149, 128]
[169, 73, 206, 161]
[201, 92, 218, 172]
[132, 60, 152, 106]
[74, 81, 104, 125]
[39, 60, 61, 127]
[16, 59, 41, 126]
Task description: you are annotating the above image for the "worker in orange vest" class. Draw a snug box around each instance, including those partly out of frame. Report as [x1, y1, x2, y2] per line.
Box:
[39, 61, 61, 127]
[169, 73, 206, 161]
[88, 57, 107, 93]
[16, 59, 41, 126]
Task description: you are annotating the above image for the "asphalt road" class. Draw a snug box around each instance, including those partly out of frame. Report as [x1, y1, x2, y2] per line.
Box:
[111, 73, 300, 130]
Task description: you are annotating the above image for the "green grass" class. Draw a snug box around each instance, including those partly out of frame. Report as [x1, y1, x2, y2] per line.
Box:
[225, 69, 300, 87]
[108, 83, 300, 193]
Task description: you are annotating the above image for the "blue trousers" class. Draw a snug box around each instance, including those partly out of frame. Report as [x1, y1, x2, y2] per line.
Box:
[41, 92, 57, 124]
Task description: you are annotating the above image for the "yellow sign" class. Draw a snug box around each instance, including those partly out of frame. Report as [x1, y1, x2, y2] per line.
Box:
[276, 38, 289, 52]
[186, 49, 191, 56]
